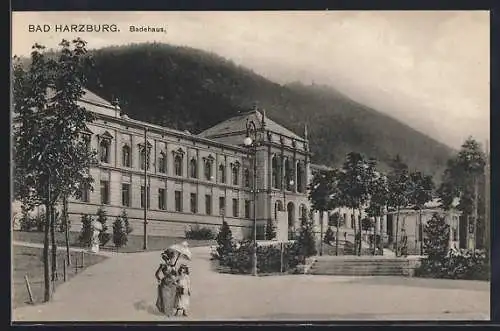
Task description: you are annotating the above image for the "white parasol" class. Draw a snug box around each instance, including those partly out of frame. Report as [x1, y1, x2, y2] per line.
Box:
[168, 241, 192, 266]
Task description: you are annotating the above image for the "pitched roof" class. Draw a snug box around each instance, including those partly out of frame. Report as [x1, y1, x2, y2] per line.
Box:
[198, 109, 304, 141]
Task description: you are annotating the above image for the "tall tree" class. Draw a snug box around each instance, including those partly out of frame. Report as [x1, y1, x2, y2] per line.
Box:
[438, 137, 486, 250]
[407, 171, 434, 254]
[308, 168, 341, 255]
[365, 173, 389, 255]
[387, 155, 411, 257]
[13, 39, 97, 302]
[337, 153, 376, 255]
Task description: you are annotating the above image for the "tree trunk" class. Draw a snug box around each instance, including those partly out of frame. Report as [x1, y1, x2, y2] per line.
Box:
[50, 205, 57, 281]
[63, 195, 71, 266]
[358, 210, 362, 256]
[319, 211, 324, 256]
[419, 209, 423, 255]
[43, 203, 51, 302]
[351, 208, 356, 255]
[473, 176, 479, 251]
[335, 217, 340, 256]
[395, 207, 400, 257]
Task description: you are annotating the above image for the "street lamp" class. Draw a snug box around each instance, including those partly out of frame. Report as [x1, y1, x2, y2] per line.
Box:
[244, 119, 260, 276]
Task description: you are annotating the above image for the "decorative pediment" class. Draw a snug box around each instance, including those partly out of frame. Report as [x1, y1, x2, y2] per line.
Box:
[172, 147, 185, 156]
[203, 154, 215, 163]
[99, 131, 113, 141]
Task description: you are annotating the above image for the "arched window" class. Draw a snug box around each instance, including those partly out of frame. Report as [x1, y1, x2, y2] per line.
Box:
[285, 158, 294, 191]
[287, 202, 295, 228]
[139, 146, 150, 170]
[274, 200, 283, 220]
[296, 161, 303, 193]
[232, 165, 239, 185]
[218, 164, 226, 183]
[158, 152, 167, 173]
[190, 158, 197, 178]
[299, 204, 308, 223]
[100, 139, 110, 163]
[174, 154, 183, 176]
[272, 156, 278, 189]
[204, 158, 213, 180]
[244, 169, 250, 187]
[122, 145, 131, 167]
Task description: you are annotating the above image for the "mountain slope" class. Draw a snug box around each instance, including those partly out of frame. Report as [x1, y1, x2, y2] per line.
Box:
[79, 43, 452, 177]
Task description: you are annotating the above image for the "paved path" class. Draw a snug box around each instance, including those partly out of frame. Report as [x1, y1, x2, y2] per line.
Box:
[12, 246, 490, 321]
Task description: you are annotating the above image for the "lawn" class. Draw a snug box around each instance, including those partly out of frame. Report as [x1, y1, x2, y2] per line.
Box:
[13, 230, 215, 253]
[12, 245, 107, 309]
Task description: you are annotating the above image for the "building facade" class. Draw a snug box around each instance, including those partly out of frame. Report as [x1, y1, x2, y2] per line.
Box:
[66, 90, 314, 240]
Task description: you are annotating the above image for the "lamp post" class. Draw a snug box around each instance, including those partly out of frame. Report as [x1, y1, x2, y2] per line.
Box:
[244, 119, 260, 276]
[282, 179, 294, 238]
[143, 126, 148, 251]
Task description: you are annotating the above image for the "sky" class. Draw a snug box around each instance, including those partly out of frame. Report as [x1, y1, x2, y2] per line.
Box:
[11, 11, 490, 149]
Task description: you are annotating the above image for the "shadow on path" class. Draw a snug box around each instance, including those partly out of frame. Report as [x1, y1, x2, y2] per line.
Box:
[133, 300, 164, 317]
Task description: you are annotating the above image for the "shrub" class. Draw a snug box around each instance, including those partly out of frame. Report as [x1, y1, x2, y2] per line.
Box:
[121, 210, 133, 235]
[296, 211, 317, 259]
[96, 208, 111, 246]
[215, 221, 234, 259]
[185, 224, 215, 240]
[324, 227, 335, 245]
[221, 240, 301, 274]
[415, 213, 450, 275]
[112, 215, 128, 249]
[78, 214, 93, 247]
[265, 219, 277, 240]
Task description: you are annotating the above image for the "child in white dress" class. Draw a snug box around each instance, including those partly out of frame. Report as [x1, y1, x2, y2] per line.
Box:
[175, 264, 191, 316]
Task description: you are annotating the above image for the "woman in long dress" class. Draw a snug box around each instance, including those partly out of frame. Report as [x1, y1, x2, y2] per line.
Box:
[155, 250, 178, 316]
[174, 264, 191, 316]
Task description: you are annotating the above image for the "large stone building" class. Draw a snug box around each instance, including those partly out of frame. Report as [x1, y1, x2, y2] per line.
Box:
[66, 89, 313, 240]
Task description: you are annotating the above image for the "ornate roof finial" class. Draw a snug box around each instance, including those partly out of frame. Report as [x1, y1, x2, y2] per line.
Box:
[261, 108, 266, 128]
[304, 123, 308, 140]
[252, 102, 258, 111]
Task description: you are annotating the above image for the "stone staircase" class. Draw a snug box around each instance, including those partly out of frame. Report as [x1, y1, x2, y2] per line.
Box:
[308, 256, 417, 277]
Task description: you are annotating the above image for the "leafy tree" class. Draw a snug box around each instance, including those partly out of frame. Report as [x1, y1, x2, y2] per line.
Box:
[407, 171, 435, 253]
[438, 137, 486, 250]
[296, 210, 317, 259]
[338, 153, 377, 255]
[265, 218, 277, 240]
[417, 213, 450, 276]
[78, 214, 93, 247]
[96, 208, 111, 246]
[216, 221, 234, 259]
[112, 215, 128, 249]
[387, 155, 412, 257]
[13, 39, 97, 301]
[121, 210, 133, 235]
[365, 173, 389, 255]
[308, 168, 341, 255]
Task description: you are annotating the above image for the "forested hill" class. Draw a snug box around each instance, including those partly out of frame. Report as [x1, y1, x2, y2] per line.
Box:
[62, 43, 456, 177]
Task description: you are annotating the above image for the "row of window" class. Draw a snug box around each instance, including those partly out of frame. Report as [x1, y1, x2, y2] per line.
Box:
[87, 180, 252, 218]
[98, 139, 252, 187]
[271, 155, 306, 192]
